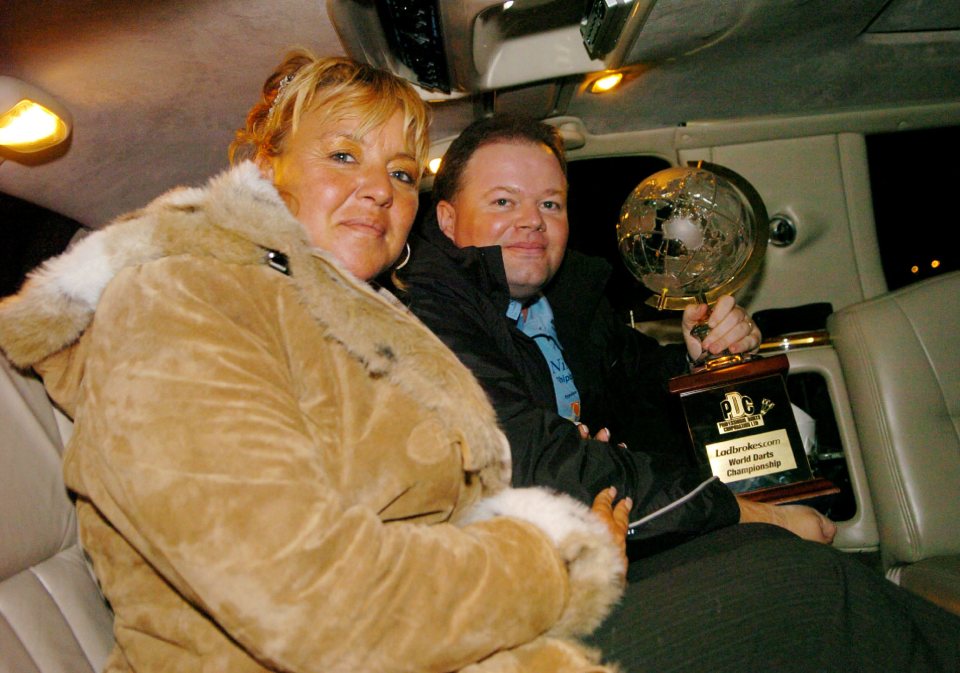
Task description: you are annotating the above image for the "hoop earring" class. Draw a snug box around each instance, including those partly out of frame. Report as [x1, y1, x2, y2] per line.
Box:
[395, 243, 411, 270]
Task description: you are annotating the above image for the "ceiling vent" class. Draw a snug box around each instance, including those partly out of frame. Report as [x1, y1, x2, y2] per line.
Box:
[327, 0, 656, 97]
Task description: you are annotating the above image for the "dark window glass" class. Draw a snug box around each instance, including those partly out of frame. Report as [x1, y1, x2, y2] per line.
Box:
[866, 126, 959, 291]
[786, 372, 855, 522]
[566, 154, 671, 322]
[1, 193, 82, 298]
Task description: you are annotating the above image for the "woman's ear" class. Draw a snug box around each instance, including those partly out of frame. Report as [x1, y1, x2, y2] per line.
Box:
[436, 200, 457, 242]
[254, 153, 275, 183]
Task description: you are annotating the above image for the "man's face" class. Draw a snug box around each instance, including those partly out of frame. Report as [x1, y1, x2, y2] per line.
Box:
[437, 140, 569, 299]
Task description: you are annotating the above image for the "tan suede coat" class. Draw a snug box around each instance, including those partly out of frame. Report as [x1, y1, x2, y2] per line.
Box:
[0, 164, 623, 673]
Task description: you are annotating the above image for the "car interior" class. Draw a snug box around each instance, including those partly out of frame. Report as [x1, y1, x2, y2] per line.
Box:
[2, 1, 959, 670]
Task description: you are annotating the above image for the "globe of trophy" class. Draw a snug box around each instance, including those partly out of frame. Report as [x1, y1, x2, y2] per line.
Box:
[618, 161, 769, 305]
[617, 161, 770, 366]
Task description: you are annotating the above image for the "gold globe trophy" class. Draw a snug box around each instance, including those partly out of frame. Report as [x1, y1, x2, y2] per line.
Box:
[618, 162, 837, 504]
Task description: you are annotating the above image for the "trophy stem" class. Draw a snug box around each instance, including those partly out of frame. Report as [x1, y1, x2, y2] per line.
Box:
[690, 321, 711, 343]
[690, 290, 712, 364]
[655, 288, 670, 311]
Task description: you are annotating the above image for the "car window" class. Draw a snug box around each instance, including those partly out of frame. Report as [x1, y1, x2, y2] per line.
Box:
[566, 154, 671, 324]
[0, 193, 82, 298]
[866, 124, 960, 291]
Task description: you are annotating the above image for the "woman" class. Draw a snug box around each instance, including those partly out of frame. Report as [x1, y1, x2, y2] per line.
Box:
[0, 52, 628, 673]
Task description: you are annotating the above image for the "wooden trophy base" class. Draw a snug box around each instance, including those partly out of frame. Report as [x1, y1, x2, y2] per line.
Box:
[669, 353, 838, 506]
[736, 477, 840, 505]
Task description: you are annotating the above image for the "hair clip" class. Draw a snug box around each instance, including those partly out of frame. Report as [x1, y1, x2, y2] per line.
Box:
[267, 73, 295, 119]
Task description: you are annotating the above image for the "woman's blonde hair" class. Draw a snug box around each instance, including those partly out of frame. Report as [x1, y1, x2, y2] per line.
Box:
[230, 49, 430, 181]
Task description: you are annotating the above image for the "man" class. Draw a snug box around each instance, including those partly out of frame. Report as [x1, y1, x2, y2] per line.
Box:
[399, 114, 834, 547]
[396, 115, 960, 673]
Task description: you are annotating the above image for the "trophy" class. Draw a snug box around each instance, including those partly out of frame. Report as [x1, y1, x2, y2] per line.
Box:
[617, 162, 838, 504]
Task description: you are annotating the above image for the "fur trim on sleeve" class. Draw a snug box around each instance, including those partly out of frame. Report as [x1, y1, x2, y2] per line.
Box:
[459, 487, 625, 638]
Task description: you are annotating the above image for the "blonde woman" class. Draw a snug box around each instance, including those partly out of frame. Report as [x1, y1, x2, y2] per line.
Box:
[0, 52, 627, 673]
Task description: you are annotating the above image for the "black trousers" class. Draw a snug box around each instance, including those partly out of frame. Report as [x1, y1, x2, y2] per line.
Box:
[587, 524, 959, 673]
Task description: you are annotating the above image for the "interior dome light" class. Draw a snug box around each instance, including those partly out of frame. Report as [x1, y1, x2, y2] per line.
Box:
[428, 157, 443, 174]
[588, 72, 623, 93]
[0, 76, 72, 152]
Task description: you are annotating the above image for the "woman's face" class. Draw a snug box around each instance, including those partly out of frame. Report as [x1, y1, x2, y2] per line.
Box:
[263, 109, 420, 281]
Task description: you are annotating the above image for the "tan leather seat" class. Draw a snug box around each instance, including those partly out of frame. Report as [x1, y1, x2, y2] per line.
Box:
[0, 358, 113, 672]
[828, 271, 960, 615]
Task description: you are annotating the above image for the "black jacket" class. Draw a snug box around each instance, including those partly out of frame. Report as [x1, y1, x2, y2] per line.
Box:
[398, 219, 740, 549]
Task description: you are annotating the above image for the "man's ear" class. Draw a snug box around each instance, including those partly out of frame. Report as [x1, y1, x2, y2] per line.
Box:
[436, 200, 457, 242]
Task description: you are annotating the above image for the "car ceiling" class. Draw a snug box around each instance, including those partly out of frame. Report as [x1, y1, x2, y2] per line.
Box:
[2, 0, 959, 231]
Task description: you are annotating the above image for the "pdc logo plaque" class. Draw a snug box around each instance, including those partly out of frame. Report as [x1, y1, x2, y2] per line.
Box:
[716, 391, 771, 434]
[668, 354, 838, 504]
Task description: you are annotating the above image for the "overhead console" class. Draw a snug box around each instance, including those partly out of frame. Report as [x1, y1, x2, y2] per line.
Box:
[326, 0, 656, 96]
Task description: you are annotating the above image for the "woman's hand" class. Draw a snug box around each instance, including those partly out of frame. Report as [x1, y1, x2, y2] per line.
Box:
[591, 487, 632, 572]
[682, 295, 761, 362]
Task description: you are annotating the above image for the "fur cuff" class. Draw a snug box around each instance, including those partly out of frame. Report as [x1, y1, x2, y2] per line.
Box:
[460, 487, 625, 637]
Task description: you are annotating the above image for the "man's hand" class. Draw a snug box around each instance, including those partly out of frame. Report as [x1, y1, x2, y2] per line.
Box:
[576, 423, 628, 448]
[682, 295, 761, 362]
[737, 496, 837, 544]
[576, 422, 610, 442]
[591, 487, 632, 572]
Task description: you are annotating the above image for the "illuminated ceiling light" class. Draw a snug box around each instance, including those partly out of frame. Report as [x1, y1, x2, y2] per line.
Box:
[588, 71, 624, 94]
[428, 157, 442, 174]
[503, 0, 514, 9]
[911, 265, 919, 274]
[931, 259, 941, 269]
[0, 76, 72, 153]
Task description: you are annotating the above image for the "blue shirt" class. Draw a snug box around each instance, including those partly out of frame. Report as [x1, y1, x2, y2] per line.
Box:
[507, 296, 581, 422]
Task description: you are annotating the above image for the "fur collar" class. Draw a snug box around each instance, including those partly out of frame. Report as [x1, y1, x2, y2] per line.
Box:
[0, 162, 387, 369]
[0, 162, 511, 483]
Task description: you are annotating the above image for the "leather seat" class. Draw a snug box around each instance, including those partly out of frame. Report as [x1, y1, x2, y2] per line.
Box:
[828, 271, 960, 615]
[0, 357, 113, 672]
